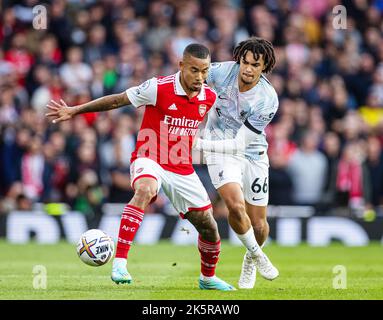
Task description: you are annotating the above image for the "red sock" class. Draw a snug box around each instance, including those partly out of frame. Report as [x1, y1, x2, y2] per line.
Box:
[115, 204, 144, 259]
[198, 235, 221, 277]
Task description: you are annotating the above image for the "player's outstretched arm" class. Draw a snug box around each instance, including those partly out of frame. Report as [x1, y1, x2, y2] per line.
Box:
[194, 124, 257, 154]
[45, 92, 131, 124]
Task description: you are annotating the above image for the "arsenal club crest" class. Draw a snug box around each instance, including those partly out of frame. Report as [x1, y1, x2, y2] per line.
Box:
[199, 104, 207, 117]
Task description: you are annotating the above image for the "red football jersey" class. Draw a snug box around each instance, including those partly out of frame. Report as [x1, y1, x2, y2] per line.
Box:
[126, 72, 217, 175]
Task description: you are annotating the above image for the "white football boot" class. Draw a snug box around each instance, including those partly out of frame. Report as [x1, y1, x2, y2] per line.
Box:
[252, 250, 279, 281]
[238, 251, 256, 289]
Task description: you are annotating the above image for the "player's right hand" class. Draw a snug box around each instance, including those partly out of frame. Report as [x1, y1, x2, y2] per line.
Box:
[45, 99, 77, 123]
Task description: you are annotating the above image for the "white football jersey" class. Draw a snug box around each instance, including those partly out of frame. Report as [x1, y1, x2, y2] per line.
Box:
[205, 61, 279, 160]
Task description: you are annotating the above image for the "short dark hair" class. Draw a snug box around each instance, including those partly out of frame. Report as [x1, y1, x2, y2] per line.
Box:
[233, 37, 276, 74]
[183, 43, 210, 59]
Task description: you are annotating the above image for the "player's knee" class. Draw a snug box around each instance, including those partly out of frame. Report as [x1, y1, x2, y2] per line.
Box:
[227, 202, 246, 219]
[198, 211, 218, 229]
[133, 185, 156, 204]
[188, 210, 219, 241]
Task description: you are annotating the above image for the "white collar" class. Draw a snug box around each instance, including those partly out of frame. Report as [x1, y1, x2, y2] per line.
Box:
[174, 71, 206, 101]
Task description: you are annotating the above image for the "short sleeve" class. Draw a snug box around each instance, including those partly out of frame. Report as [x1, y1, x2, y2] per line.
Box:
[126, 77, 157, 108]
[246, 94, 279, 133]
[207, 62, 223, 87]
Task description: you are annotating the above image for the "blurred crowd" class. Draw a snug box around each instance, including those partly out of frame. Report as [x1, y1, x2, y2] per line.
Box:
[0, 0, 383, 220]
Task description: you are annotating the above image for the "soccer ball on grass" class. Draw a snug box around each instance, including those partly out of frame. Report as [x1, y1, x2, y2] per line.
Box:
[76, 229, 115, 266]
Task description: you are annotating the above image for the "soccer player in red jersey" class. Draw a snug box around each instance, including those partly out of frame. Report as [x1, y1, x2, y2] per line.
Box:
[46, 44, 235, 291]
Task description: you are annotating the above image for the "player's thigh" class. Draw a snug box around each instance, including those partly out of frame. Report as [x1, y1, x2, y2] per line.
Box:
[205, 153, 243, 190]
[130, 157, 162, 196]
[242, 157, 269, 207]
[161, 171, 212, 218]
[217, 182, 246, 212]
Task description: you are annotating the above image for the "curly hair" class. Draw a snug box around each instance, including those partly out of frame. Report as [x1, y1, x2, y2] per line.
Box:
[233, 37, 276, 74]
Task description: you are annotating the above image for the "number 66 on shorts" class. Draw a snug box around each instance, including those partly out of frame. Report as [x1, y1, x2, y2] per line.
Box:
[206, 153, 269, 206]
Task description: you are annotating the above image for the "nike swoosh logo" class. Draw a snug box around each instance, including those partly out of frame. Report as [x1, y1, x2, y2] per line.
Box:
[218, 95, 228, 100]
[252, 197, 265, 201]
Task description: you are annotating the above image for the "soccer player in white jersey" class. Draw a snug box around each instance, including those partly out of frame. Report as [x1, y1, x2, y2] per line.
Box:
[46, 44, 235, 291]
[194, 37, 279, 288]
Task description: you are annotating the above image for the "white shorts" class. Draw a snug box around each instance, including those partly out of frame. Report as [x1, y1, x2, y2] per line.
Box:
[205, 153, 270, 206]
[130, 157, 212, 217]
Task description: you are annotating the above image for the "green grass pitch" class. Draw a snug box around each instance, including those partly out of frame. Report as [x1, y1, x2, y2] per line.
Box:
[0, 240, 382, 300]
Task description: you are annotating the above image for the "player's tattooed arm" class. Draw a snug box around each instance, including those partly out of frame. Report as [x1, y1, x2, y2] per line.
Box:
[45, 92, 131, 123]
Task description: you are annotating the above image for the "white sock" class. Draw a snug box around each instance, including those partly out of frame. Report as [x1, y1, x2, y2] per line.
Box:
[113, 258, 127, 268]
[236, 228, 262, 257]
[200, 274, 216, 281]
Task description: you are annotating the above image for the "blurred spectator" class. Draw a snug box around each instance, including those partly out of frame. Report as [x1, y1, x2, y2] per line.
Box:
[71, 169, 106, 221]
[59, 46, 93, 94]
[41, 131, 70, 202]
[4, 32, 34, 86]
[30, 64, 54, 115]
[269, 148, 293, 205]
[70, 9, 91, 46]
[48, 0, 73, 50]
[287, 131, 328, 206]
[83, 24, 111, 64]
[98, 115, 135, 203]
[268, 120, 297, 162]
[108, 164, 134, 203]
[365, 136, 383, 207]
[321, 131, 342, 206]
[0, 48, 15, 81]
[335, 140, 372, 212]
[0, 85, 19, 125]
[99, 113, 135, 171]
[0, 7, 25, 50]
[68, 140, 100, 184]
[144, 1, 173, 53]
[21, 134, 44, 201]
[89, 59, 107, 98]
[1, 126, 31, 190]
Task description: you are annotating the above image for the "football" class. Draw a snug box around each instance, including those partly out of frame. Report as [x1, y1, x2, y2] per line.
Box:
[76, 229, 115, 267]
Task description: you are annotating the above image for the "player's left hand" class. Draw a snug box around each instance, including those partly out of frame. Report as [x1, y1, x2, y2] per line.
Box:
[45, 99, 77, 123]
